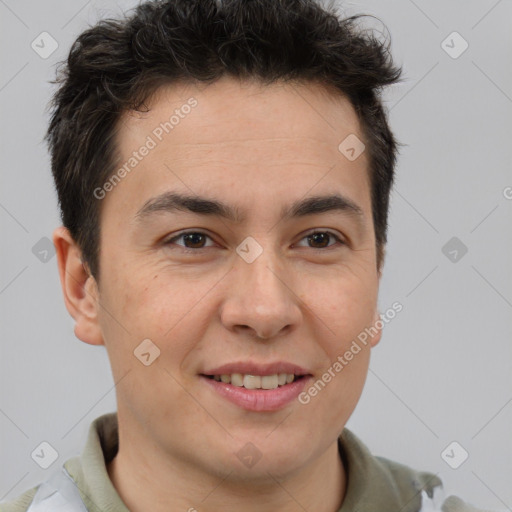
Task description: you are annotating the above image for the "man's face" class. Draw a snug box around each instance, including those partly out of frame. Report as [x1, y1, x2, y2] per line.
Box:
[93, 77, 381, 478]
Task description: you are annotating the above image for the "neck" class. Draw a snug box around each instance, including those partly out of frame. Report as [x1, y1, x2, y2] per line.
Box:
[107, 424, 346, 512]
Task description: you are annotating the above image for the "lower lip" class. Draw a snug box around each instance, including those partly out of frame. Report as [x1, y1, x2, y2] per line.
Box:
[201, 376, 311, 412]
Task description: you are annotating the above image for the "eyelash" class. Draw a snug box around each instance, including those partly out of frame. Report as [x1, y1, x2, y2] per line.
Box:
[164, 230, 345, 254]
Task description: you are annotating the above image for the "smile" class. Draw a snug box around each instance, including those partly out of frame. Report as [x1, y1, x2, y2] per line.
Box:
[205, 373, 299, 389]
[201, 373, 312, 412]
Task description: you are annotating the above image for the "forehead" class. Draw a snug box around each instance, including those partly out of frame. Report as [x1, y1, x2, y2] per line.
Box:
[138, 76, 360, 119]
[116, 76, 365, 159]
[107, 77, 371, 222]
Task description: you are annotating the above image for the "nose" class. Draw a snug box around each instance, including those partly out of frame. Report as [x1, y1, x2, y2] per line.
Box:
[220, 248, 302, 340]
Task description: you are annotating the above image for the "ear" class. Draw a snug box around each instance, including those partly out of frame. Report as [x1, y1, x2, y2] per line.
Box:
[369, 309, 383, 348]
[53, 226, 104, 346]
[370, 254, 385, 347]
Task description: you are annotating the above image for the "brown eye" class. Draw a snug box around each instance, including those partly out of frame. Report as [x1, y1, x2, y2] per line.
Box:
[165, 231, 215, 252]
[308, 232, 330, 248]
[164, 229, 345, 254]
[296, 230, 345, 250]
[180, 233, 208, 249]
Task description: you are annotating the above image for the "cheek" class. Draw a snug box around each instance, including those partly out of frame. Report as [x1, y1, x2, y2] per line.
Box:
[324, 351, 370, 428]
[311, 275, 376, 418]
[100, 266, 214, 358]
[312, 275, 378, 354]
[105, 263, 171, 325]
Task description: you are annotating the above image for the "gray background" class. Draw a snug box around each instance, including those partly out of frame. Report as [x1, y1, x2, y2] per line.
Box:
[1, 0, 511, 509]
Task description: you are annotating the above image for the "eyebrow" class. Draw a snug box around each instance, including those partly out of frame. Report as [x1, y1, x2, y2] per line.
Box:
[135, 191, 365, 227]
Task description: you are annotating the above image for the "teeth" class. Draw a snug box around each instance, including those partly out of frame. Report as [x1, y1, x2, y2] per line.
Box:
[261, 375, 278, 389]
[231, 373, 244, 387]
[243, 375, 261, 389]
[213, 373, 296, 389]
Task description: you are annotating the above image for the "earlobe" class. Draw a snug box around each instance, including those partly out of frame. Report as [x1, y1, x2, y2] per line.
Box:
[53, 226, 104, 346]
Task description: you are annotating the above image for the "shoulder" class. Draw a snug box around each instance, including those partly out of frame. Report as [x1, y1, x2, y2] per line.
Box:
[339, 429, 489, 512]
[0, 486, 38, 512]
[374, 453, 442, 493]
[373, 457, 499, 511]
[365, 455, 492, 512]
[340, 427, 442, 509]
[374, 453, 444, 511]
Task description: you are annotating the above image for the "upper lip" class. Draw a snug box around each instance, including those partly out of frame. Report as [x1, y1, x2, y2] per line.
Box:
[203, 361, 311, 377]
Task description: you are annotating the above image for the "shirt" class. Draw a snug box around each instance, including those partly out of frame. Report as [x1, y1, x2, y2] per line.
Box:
[0, 412, 484, 512]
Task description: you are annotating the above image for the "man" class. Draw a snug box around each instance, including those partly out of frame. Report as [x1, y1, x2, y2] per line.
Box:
[0, 0, 483, 510]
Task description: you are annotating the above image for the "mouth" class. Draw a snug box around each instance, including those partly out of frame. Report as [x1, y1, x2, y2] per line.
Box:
[199, 364, 312, 412]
